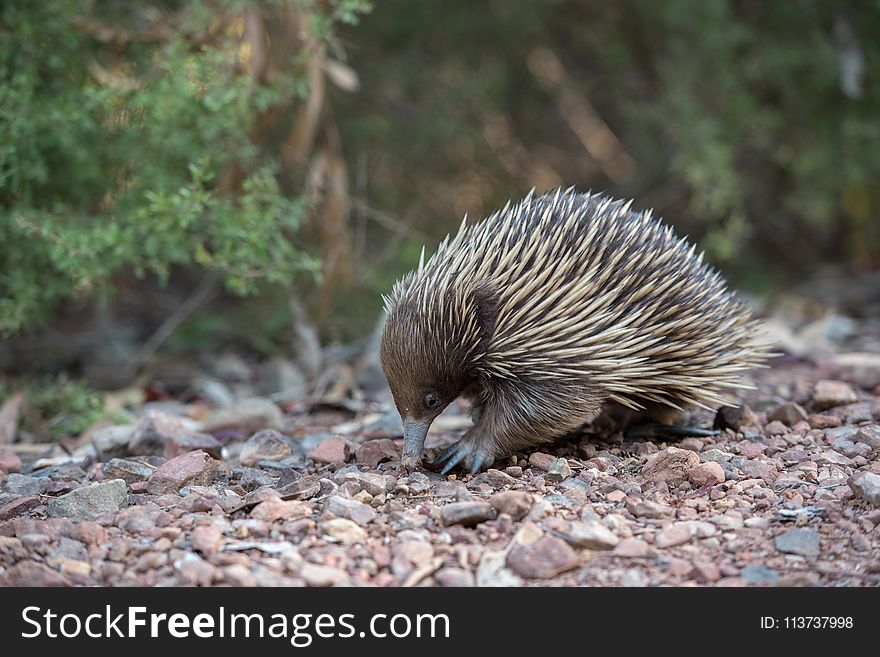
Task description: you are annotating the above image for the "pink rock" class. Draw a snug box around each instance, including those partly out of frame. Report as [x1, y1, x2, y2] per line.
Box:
[355, 439, 398, 468]
[0, 452, 21, 475]
[694, 562, 721, 582]
[392, 540, 434, 567]
[146, 450, 219, 495]
[809, 414, 841, 430]
[613, 538, 650, 558]
[190, 525, 223, 555]
[626, 498, 675, 519]
[301, 563, 348, 587]
[606, 490, 627, 503]
[250, 497, 311, 522]
[130, 410, 214, 457]
[667, 558, 693, 577]
[0, 561, 70, 586]
[489, 491, 533, 520]
[655, 523, 694, 548]
[310, 437, 351, 464]
[507, 535, 580, 579]
[737, 441, 765, 459]
[12, 517, 72, 540]
[641, 447, 700, 486]
[688, 461, 725, 487]
[678, 438, 704, 452]
[527, 452, 557, 471]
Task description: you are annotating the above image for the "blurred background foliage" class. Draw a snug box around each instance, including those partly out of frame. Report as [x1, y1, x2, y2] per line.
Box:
[1, 0, 879, 387]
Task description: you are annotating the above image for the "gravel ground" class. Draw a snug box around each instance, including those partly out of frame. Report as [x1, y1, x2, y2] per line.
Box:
[1, 348, 879, 587]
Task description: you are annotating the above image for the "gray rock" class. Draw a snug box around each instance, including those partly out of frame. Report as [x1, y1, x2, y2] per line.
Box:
[276, 474, 321, 500]
[3, 473, 49, 496]
[47, 536, 87, 564]
[714, 405, 759, 431]
[856, 425, 880, 450]
[741, 564, 779, 584]
[129, 410, 212, 457]
[765, 420, 789, 436]
[621, 569, 646, 587]
[203, 398, 284, 435]
[212, 353, 253, 382]
[240, 429, 294, 467]
[325, 495, 376, 525]
[91, 425, 134, 460]
[476, 550, 522, 587]
[103, 458, 154, 484]
[558, 476, 593, 499]
[337, 471, 395, 496]
[546, 458, 572, 482]
[407, 471, 431, 495]
[259, 357, 308, 402]
[434, 567, 475, 587]
[47, 479, 128, 520]
[701, 448, 734, 463]
[812, 380, 858, 411]
[774, 527, 820, 558]
[440, 501, 495, 527]
[830, 352, 880, 390]
[848, 472, 880, 507]
[768, 402, 809, 427]
[195, 377, 235, 407]
[824, 426, 859, 442]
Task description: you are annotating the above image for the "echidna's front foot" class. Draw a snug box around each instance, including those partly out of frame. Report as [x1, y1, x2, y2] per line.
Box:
[430, 439, 495, 475]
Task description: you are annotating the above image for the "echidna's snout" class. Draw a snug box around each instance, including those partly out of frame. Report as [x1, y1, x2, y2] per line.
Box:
[400, 417, 431, 474]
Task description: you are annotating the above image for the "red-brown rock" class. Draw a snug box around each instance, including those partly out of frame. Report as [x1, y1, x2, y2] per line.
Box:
[147, 450, 219, 494]
[0, 452, 21, 475]
[310, 437, 351, 465]
[355, 439, 398, 467]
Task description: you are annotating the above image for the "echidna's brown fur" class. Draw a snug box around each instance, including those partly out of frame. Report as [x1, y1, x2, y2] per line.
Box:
[381, 188, 769, 474]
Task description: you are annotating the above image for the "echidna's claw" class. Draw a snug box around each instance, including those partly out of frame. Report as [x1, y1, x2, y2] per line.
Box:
[432, 440, 494, 474]
[438, 444, 468, 475]
[469, 452, 487, 474]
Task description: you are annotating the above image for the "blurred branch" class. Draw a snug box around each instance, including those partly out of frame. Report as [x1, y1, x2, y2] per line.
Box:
[245, 6, 269, 83]
[482, 112, 563, 189]
[123, 272, 219, 376]
[72, 8, 219, 49]
[350, 198, 432, 243]
[528, 47, 636, 184]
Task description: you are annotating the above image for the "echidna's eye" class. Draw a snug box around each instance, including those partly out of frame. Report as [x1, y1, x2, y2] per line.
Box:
[424, 392, 440, 409]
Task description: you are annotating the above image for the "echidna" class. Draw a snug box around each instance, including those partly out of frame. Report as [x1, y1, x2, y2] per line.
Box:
[380, 189, 768, 474]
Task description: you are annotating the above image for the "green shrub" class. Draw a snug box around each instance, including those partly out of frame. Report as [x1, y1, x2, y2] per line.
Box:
[0, 0, 369, 336]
